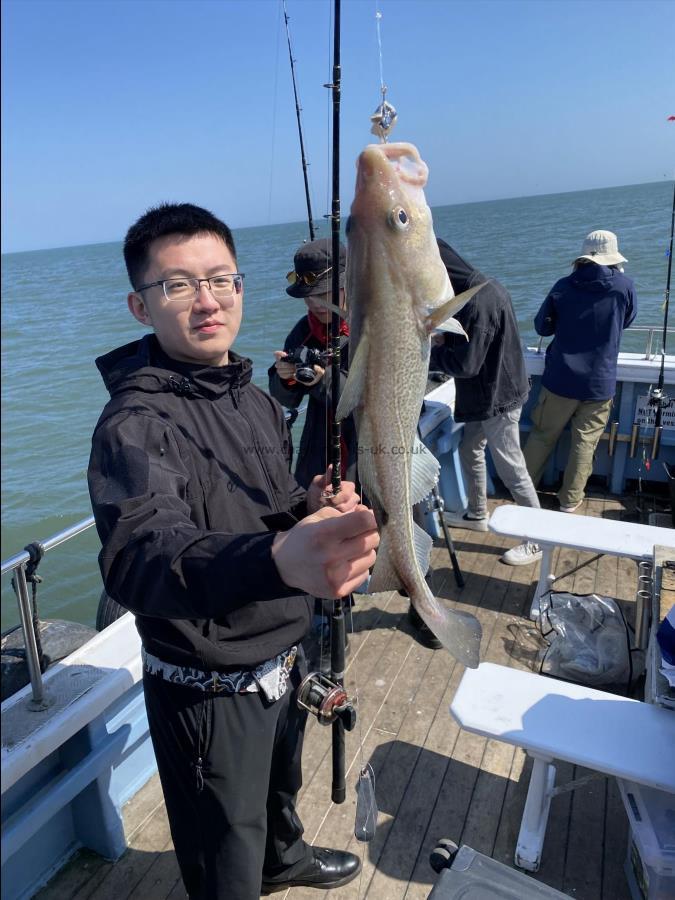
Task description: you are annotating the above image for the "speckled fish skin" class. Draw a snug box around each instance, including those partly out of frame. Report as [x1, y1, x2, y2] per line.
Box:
[338, 142, 482, 669]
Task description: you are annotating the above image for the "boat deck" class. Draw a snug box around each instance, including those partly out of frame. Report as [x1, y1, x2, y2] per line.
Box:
[37, 492, 650, 900]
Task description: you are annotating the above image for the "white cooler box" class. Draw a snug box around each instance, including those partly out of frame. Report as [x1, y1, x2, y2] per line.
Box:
[618, 779, 675, 900]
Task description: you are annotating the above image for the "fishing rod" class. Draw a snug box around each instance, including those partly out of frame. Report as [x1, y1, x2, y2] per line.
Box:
[282, 0, 316, 241]
[327, 0, 355, 806]
[648, 179, 675, 460]
[297, 0, 355, 807]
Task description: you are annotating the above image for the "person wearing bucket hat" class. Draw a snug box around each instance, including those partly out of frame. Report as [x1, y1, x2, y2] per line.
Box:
[523, 229, 637, 513]
[269, 238, 360, 668]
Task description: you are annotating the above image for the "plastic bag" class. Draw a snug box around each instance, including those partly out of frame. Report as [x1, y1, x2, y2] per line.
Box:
[537, 592, 642, 691]
[354, 764, 377, 842]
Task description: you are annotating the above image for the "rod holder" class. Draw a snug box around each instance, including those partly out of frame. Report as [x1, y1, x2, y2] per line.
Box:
[607, 421, 619, 457]
[651, 426, 663, 460]
[634, 589, 651, 650]
[629, 423, 640, 458]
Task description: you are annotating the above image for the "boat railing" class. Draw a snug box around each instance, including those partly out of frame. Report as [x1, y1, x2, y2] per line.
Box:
[534, 325, 675, 359]
[1, 515, 96, 708]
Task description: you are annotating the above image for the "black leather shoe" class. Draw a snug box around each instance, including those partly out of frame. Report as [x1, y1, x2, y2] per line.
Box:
[261, 846, 361, 893]
[408, 602, 443, 650]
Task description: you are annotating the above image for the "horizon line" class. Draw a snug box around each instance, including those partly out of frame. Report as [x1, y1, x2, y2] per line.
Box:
[2, 177, 670, 257]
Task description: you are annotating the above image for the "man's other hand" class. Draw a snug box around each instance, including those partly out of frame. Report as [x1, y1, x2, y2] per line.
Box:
[271, 506, 379, 599]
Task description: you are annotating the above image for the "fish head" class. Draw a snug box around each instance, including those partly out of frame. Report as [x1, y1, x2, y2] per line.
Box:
[347, 142, 453, 332]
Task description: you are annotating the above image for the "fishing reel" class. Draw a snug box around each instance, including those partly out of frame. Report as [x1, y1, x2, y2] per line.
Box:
[297, 671, 356, 729]
[647, 385, 671, 460]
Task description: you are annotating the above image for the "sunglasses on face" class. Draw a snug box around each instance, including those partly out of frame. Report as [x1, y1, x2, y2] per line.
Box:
[286, 265, 332, 287]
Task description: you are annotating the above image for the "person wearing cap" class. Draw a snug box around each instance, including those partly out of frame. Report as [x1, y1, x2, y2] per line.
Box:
[269, 238, 360, 665]
[429, 239, 543, 567]
[523, 230, 637, 512]
[269, 238, 357, 490]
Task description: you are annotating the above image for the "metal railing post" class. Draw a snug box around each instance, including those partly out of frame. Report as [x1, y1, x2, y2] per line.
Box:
[12, 563, 48, 708]
[2, 515, 96, 710]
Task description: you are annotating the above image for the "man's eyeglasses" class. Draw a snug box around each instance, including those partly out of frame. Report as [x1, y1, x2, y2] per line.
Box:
[286, 266, 332, 287]
[136, 273, 245, 303]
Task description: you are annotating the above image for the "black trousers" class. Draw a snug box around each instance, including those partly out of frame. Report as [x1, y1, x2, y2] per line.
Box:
[143, 649, 312, 900]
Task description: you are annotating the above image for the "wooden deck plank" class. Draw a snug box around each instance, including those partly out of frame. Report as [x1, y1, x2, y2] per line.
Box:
[87, 805, 173, 900]
[34, 491, 664, 900]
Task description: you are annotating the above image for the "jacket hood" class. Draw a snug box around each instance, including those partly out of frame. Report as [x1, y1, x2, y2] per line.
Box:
[96, 334, 253, 400]
[436, 239, 485, 294]
[569, 262, 618, 292]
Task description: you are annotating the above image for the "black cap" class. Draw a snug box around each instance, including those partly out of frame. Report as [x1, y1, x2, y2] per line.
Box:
[286, 238, 347, 298]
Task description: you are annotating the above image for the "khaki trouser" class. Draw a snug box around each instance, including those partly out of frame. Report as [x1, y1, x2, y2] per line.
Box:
[523, 386, 613, 508]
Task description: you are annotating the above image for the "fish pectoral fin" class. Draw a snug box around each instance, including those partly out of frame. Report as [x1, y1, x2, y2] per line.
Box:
[335, 335, 368, 421]
[425, 283, 487, 335]
[413, 521, 433, 576]
[410, 437, 440, 505]
[368, 530, 404, 593]
[435, 318, 469, 338]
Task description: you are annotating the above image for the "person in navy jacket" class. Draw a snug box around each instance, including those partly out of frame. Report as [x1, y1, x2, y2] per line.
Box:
[523, 230, 637, 512]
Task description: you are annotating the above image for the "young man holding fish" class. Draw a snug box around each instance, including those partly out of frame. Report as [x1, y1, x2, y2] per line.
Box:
[87, 203, 376, 899]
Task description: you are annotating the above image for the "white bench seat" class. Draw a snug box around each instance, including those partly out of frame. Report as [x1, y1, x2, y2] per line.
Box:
[488, 506, 674, 619]
[450, 663, 675, 871]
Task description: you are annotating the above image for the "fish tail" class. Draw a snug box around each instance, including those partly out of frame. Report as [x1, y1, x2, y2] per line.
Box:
[413, 587, 482, 669]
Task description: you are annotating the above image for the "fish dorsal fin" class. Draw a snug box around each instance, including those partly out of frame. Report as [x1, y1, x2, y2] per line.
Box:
[425, 282, 487, 334]
[335, 333, 368, 421]
[409, 436, 440, 505]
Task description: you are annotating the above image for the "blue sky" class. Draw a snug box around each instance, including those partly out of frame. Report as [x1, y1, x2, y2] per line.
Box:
[2, 0, 673, 253]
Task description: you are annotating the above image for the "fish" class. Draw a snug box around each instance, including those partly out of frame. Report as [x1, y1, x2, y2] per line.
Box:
[336, 142, 483, 668]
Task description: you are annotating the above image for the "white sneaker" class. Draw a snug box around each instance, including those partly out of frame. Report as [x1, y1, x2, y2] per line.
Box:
[559, 500, 582, 513]
[443, 511, 489, 532]
[501, 541, 543, 566]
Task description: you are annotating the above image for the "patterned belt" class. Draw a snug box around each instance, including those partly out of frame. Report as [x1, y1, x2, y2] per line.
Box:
[142, 645, 298, 702]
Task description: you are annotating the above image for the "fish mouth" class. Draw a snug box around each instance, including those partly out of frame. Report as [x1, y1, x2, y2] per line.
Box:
[356, 142, 429, 210]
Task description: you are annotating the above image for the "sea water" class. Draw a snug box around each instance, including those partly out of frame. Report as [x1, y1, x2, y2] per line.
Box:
[1, 180, 672, 629]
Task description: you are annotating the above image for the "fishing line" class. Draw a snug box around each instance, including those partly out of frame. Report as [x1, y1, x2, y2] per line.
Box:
[370, 3, 397, 142]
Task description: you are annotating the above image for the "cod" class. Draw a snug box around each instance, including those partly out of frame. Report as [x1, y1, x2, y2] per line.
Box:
[336, 142, 483, 668]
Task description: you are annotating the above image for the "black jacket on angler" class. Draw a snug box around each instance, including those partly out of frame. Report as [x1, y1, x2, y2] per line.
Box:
[88, 334, 312, 672]
[430, 245, 530, 423]
[268, 316, 358, 489]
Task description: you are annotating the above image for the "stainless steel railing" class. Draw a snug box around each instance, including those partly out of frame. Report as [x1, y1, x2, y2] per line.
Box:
[535, 325, 675, 359]
[1, 516, 95, 708]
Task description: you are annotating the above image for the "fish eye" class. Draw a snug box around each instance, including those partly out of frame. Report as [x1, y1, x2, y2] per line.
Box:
[388, 206, 409, 230]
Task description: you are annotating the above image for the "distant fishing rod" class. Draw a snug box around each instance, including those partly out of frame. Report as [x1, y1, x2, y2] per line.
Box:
[648, 179, 675, 459]
[282, 0, 316, 241]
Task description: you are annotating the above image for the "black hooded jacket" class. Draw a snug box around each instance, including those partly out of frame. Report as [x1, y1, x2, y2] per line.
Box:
[88, 334, 312, 672]
[429, 241, 529, 422]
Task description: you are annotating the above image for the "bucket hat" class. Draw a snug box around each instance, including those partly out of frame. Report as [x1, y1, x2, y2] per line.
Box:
[286, 238, 346, 298]
[574, 230, 627, 266]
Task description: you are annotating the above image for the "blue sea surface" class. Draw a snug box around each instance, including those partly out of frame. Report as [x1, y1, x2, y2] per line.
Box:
[1, 180, 672, 629]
